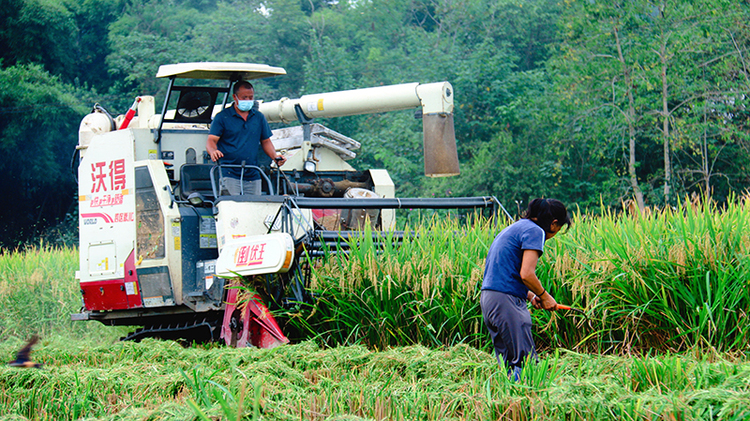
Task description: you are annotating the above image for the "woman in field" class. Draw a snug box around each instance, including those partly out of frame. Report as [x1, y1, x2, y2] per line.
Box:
[480, 198, 571, 379]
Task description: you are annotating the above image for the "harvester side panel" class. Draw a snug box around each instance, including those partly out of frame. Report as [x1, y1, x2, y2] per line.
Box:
[78, 130, 140, 311]
[80, 251, 142, 310]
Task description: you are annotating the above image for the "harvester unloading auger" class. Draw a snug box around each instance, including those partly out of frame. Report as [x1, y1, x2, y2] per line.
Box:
[72, 62, 507, 348]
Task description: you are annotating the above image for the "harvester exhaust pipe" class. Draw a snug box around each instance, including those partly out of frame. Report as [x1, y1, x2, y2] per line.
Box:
[259, 81, 460, 177]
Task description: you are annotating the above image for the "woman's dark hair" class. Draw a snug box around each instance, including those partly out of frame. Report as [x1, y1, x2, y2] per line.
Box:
[523, 198, 571, 234]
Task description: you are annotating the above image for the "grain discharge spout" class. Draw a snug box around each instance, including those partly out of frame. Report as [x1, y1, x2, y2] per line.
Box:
[259, 82, 460, 177]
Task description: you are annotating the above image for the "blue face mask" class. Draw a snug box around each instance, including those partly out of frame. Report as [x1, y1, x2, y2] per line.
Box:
[237, 100, 254, 112]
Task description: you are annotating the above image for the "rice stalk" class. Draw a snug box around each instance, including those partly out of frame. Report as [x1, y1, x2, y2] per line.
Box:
[289, 197, 750, 353]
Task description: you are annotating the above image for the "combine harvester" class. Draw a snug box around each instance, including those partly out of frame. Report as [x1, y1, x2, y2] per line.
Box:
[72, 62, 503, 348]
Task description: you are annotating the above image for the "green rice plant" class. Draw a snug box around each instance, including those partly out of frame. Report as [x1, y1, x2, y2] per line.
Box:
[538, 196, 750, 353]
[286, 215, 495, 349]
[179, 366, 228, 407]
[183, 367, 263, 421]
[0, 244, 127, 342]
[283, 195, 750, 354]
[519, 349, 563, 390]
[625, 354, 692, 393]
[3, 195, 750, 377]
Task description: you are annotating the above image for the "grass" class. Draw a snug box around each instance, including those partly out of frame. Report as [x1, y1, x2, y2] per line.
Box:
[288, 216, 493, 349]
[542, 197, 750, 353]
[1, 338, 749, 420]
[1, 199, 750, 419]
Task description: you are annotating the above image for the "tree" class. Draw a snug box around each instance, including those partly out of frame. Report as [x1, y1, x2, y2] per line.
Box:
[0, 0, 79, 81]
[665, 3, 750, 201]
[633, 0, 750, 204]
[68, 0, 124, 90]
[548, 0, 750, 208]
[0, 64, 87, 247]
[295, 0, 564, 204]
[548, 1, 658, 209]
[105, 0, 214, 111]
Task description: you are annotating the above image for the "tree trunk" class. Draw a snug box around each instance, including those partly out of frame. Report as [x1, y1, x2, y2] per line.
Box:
[660, 39, 672, 205]
[702, 97, 710, 194]
[614, 25, 645, 211]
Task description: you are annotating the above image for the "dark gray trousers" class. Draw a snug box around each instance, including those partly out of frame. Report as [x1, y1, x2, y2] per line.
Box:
[480, 289, 536, 377]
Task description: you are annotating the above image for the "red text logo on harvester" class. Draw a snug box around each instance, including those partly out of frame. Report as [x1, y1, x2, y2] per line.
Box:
[234, 243, 266, 267]
[91, 159, 126, 193]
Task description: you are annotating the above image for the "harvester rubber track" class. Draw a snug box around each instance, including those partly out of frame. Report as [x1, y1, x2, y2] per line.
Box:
[121, 315, 221, 344]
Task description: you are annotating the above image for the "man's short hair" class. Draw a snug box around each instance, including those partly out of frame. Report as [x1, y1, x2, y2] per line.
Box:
[233, 81, 254, 95]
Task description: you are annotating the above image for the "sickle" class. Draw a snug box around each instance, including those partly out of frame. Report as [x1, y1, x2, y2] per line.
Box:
[556, 304, 585, 315]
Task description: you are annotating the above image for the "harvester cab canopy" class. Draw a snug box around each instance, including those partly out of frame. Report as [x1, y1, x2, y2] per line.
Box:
[154, 62, 287, 142]
[155, 62, 287, 81]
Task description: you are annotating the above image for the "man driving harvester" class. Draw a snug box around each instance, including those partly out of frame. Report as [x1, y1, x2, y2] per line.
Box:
[206, 80, 286, 195]
[481, 198, 571, 380]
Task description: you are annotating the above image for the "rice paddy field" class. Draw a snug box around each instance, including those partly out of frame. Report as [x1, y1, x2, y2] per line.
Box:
[1, 198, 750, 420]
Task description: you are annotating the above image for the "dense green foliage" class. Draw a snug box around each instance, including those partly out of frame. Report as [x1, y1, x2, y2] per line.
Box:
[3, 0, 750, 247]
[0, 65, 86, 246]
[547, 0, 750, 209]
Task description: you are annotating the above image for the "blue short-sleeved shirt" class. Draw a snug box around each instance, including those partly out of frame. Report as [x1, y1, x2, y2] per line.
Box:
[482, 219, 546, 299]
[209, 106, 273, 180]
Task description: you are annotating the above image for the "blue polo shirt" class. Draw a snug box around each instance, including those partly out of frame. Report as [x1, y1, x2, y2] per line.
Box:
[482, 219, 546, 299]
[209, 105, 273, 180]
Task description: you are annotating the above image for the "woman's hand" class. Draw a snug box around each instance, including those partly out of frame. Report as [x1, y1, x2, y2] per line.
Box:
[539, 291, 557, 311]
[527, 290, 543, 309]
[528, 291, 556, 311]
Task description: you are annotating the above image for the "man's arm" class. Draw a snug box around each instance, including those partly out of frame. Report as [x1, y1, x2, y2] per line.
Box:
[206, 135, 223, 162]
[260, 138, 286, 166]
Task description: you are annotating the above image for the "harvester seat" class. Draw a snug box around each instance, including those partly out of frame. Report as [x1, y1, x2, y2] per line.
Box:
[180, 164, 216, 202]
